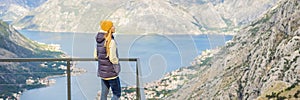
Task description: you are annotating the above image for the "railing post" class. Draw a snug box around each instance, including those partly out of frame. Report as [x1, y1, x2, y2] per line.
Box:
[136, 58, 141, 100]
[67, 60, 71, 100]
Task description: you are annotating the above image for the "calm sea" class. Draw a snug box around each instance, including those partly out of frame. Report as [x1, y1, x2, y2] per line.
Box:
[18, 30, 232, 100]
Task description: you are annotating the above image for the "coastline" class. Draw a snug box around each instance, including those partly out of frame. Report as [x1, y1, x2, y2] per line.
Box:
[121, 49, 220, 99]
[13, 43, 87, 99]
[18, 64, 87, 99]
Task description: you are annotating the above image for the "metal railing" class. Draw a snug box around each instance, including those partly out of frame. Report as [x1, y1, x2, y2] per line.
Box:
[0, 58, 145, 100]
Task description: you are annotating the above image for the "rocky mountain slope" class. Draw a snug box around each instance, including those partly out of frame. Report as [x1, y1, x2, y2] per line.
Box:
[0, 0, 47, 21]
[165, 0, 300, 99]
[12, 0, 126, 33]
[13, 0, 278, 34]
[170, 0, 278, 28]
[108, 0, 201, 34]
[0, 20, 65, 99]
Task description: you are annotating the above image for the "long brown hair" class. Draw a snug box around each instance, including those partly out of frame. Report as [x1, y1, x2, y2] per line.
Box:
[104, 29, 113, 57]
[100, 20, 114, 57]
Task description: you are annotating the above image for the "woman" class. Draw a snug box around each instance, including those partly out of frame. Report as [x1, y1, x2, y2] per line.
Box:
[95, 20, 121, 100]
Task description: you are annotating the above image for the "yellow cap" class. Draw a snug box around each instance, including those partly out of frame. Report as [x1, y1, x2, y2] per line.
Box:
[100, 20, 113, 32]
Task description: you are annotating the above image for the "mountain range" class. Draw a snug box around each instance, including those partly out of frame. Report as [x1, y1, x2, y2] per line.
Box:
[1, 0, 299, 99]
[12, 0, 279, 34]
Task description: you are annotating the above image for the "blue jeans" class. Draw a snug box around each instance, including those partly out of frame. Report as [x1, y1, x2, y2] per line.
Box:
[101, 77, 121, 100]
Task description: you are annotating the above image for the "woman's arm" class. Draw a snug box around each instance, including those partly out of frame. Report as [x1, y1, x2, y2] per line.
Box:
[94, 48, 97, 59]
[109, 40, 119, 64]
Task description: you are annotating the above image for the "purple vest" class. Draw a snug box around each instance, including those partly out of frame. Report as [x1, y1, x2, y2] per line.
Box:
[96, 32, 119, 78]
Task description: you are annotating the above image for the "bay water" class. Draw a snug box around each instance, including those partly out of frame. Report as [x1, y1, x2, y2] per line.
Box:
[18, 30, 232, 100]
